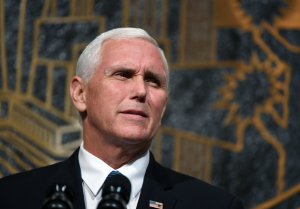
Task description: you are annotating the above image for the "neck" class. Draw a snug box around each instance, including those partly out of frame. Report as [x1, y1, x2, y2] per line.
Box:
[83, 135, 150, 169]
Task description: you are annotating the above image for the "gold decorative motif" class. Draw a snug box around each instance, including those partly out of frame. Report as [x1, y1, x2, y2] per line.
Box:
[214, 53, 290, 195]
[1, 0, 300, 208]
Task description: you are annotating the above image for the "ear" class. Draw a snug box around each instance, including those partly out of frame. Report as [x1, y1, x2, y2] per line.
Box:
[70, 76, 87, 112]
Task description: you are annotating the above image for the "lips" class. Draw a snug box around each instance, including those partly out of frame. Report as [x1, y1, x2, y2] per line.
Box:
[120, 109, 148, 118]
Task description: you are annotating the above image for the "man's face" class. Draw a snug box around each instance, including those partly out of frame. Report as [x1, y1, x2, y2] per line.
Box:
[80, 38, 168, 146]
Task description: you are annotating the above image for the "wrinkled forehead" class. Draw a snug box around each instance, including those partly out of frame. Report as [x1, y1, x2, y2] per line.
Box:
[99, 38, 169, 82]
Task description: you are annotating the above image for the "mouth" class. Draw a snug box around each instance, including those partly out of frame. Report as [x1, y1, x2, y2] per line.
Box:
[120, 110, 148, 118]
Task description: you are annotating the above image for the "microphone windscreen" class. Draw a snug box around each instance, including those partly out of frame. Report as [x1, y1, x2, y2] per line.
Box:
[42, 184, 73, 209]
[102, 173, 131, 203]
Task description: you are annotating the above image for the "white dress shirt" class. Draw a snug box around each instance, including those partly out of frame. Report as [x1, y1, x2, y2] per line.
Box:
[78, 144, 149, 209]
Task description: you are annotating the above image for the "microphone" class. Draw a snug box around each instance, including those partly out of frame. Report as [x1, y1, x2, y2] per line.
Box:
[97, 172, 131, 209]
[42, 184, 74, 209]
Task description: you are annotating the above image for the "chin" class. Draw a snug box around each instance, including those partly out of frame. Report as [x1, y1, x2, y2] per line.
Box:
[117, 132, 152, 144]
[122, 135, 150, 143]
[113, 125, 156, 143]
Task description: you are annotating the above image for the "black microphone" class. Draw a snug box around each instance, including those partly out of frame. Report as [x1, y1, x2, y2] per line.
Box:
[97, 172, 131, 209]
[42, 184, 74, 209]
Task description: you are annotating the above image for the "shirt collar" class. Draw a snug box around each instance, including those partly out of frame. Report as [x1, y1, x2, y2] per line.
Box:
[78, 143, 149, 201]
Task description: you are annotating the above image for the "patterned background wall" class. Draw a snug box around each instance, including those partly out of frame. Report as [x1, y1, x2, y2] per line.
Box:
[1, 0, 300, 208]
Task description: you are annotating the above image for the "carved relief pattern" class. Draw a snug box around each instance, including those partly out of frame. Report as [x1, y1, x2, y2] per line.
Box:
[1, 0, 300, 208]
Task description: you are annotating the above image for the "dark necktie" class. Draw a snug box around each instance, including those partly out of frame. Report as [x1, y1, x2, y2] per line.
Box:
[107, 170, 121, 178]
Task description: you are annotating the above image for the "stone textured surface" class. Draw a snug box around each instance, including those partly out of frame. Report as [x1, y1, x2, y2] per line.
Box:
[2, 0, 300, 208]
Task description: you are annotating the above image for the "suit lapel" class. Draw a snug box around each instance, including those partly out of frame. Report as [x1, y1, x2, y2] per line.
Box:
[61, 150, 179, 209]
[137, 153, 177, 209]
[57, 148, 86, 209]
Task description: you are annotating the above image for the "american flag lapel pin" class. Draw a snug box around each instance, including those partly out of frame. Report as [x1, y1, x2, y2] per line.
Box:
[149, 200, 163, 209]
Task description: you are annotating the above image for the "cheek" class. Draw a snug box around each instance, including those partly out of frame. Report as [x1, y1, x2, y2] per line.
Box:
[89, 83, 125, 112]
[89, 81, 121, 100]
[149, 93, 167, 117]
[86, 84, 108, 113]
[104, 79, 127, 93]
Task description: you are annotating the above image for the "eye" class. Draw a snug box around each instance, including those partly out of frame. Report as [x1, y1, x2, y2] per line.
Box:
[113, 70, 133, 79]
[145, 74, 161, 87]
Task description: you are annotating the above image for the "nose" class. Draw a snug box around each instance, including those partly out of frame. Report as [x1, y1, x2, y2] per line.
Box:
[130, 76, 147, 102]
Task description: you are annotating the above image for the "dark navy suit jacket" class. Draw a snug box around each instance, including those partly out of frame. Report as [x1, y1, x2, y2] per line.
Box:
[0, 149, 244, 209]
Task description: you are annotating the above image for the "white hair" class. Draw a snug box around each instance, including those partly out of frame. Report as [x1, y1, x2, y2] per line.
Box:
[76, 27, 169, 85]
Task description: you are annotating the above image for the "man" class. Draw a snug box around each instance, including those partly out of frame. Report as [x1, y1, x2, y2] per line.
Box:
[0, 28, 244, 209]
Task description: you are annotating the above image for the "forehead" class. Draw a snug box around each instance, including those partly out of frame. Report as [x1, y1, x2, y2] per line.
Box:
[101, 38, 160, 56]
[100, 38, 166, 71]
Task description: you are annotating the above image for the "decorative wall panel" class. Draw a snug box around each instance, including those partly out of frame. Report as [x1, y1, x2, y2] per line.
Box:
[1, 0, 300, 208]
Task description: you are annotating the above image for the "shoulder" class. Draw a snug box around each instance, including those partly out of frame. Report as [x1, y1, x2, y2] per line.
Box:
[165, 166, 243, 208]
[0, 149, 80, 208]
[0, 159, 67, 198]
[148, 155, 244, 209]
[0, 161, 65, 208]
[149, 154, 223, 192]
[0, 160, 63, 185]
[0, 148, 80, 187]
[154, 161, 226, 195]
[0, 148, 78, 185]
